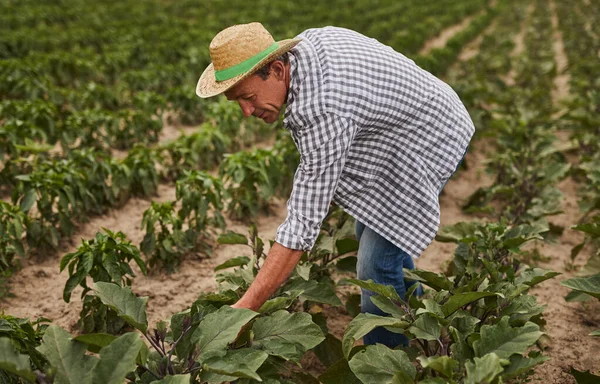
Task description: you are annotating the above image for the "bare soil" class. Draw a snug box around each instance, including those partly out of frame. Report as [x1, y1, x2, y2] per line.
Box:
[549, 0, 571, 110]
[419, 14, 479, 56]
[501, 1, 535, 86]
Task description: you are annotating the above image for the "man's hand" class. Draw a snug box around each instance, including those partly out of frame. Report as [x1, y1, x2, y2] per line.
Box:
[233, 242, 304, 311]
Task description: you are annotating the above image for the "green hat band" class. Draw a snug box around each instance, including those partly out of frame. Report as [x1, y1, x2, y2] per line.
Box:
[214, 42, 279, 81]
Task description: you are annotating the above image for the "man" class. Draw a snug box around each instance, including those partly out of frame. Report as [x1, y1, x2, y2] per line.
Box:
[196, 22, 474, 347]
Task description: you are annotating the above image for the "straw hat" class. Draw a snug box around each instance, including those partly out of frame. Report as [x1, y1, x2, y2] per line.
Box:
[196, 22, 301, 98]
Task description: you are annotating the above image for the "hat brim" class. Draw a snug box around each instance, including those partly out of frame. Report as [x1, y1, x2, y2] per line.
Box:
[196, 38, 302, 99]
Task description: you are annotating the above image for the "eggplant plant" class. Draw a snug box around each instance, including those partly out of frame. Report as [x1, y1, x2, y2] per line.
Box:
[0, 282, 326, 383]
[60, 228, 147, 334]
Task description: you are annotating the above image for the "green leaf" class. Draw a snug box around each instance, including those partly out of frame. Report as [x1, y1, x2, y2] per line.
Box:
[20, 189, 37, 213]
[93, 282, 148, 333]
[407, 313, 441, 341]
[590, 330, 600, 336]
[150, 374, 191, 384]
[252, 310, 325, 361]
[191, 306, 258, 362]
[343, 279, 402, 302]
[313, 334, 344, 367]
[501, 352, 549, 380]
[473, 317, 543, 359]
[572, 223, 600, 237]
[259, 291, 302, 314]
[92, 332, 142, 384]
[284, 279, 342, 306]
[318, 358, 361, 384]
[417, 355, 458, 378]
[561, 274, 600, 299]
[336, 238, 359, 255]
[0, 338, 37, 382]
[370, 296, 406, 318]
[217, 231, 248, 245]
[336, 256, 357, 273]
[441, 292, 500, 317]
[214, 256, 250, 271]
[342, 313, 408, 359]
[295, 263, 311, 280]
[201, 348, 268, 383]
[37, 325, 98, 384]
[349, 344, 416, 384]
[435, 222, 479, 243]
[72, 333, 118, 353]
[514, 268, 560, 287]
[403, 269, 453, 291]
[465, 353, 505, 384]
[570, 368, 600, 383]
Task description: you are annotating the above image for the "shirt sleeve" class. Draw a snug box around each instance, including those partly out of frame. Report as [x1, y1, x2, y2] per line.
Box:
[276, 114, 356, 250]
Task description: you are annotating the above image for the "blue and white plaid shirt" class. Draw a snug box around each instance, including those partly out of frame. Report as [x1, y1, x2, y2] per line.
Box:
[275, 27, 474, 258]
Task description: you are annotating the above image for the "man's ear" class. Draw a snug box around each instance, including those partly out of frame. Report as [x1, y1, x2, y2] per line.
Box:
[270, 60, 286, 80]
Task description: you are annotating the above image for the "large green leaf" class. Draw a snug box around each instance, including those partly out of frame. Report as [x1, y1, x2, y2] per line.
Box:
[214, 256, 250, 271]
[342, 279, 402, 302]
[441, 292, 500, 317]
[93, 282, 148, 333]
[501, 352, 549, 380]
[36, 325, 98, 384]
[0, 338, 36, 382]
[318, 358, 361, 384]
[284, 279, 342, 306]
[191, 306, 258, 362]
[371, 296, 406, 318]
[465, 353, 505, 384]
[150, 375, 191, 384]
[435, 222, 479, 243]
[349, 344, 416, 384]
[252, 310, 325, 361]
[342, 313, 408, 359]
[313, 334, 344, 368]
[473, 317, 543, 359]
[407, 313, 442, 341]
[417, 355, 458, 378]
[259, 290, 302, 314]
[201, 348, 268, 383]
[72, 333, 118, 353]
[403, 270, 453, 291]
[19, 189, 37, 213]
[92, 332, 142, 384]
[217, 231, 248, 245]
[514, 268, 560, 287]
[561, 274, 600, 299]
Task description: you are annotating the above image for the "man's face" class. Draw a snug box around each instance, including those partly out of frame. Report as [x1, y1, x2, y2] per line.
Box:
[224, 61, 288, 124]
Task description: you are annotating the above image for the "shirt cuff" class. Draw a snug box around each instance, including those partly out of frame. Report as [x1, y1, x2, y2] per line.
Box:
[275, 211, 320, 251]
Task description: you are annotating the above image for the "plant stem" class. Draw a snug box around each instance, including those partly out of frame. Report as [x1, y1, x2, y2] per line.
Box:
[144, 332, 165, 357]
[167, 323, 191, 375]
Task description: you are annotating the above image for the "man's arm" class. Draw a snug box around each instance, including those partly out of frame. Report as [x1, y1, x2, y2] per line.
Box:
[232, 242, 303, 311]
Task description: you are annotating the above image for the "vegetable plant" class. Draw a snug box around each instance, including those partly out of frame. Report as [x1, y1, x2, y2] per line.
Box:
[0, 282, 326, 383]
[140, 202, 195, 273]
[60, 228, 147, 334]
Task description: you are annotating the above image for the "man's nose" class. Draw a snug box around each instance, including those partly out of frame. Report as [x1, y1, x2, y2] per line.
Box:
[238, 100, 255, 117]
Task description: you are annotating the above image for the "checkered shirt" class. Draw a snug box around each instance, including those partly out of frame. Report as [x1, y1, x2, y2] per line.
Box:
[275, 27, 475, 258]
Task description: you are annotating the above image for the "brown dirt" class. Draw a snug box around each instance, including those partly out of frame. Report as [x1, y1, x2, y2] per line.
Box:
[456, 20, 498, 63]
[549, 0, 571, 111]
[419, 14, 480, 56]
[501, 1, 535, 86]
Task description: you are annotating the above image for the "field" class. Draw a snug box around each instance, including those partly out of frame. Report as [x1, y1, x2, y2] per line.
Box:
[1, 0, 599, 383]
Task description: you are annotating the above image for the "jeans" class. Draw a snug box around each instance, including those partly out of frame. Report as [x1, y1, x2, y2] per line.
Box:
[355, 221, 423, 348]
